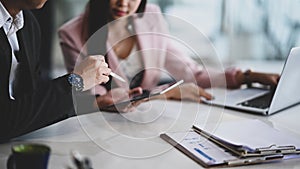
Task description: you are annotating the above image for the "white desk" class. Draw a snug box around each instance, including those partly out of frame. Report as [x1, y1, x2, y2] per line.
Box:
[1, 97, 300, 169]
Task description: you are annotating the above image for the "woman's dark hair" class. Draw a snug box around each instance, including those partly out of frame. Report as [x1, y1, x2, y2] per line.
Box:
[136, 0, 147, 14]
[87, 0, 147, 90]
[87, 0, 109, 56]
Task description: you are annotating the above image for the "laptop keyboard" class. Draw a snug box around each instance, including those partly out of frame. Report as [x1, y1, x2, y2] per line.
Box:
[239, 93, 274, 109]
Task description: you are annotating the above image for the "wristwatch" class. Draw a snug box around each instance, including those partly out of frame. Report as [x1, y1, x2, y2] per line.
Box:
[243, 69, 252, 87]
[67, 73, 84, 92]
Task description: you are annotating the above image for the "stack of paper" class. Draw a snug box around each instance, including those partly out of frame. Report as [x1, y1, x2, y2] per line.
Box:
[161, 119, 300, 167]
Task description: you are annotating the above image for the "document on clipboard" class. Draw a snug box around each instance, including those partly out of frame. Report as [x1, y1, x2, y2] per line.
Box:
[160, 119, 300, 167]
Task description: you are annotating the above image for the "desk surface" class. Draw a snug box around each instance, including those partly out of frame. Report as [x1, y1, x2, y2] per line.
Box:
[1, 94, 300, 169]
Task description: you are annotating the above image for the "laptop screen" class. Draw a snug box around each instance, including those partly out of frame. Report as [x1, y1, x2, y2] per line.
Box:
[268, 47, 300, 114]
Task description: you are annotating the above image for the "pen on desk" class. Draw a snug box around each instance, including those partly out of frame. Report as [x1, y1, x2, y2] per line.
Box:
[71, 150, 93, 169]
[71, 150, 84, 169]
[160, 79, 184, 94]
[110, 72, 126, 82]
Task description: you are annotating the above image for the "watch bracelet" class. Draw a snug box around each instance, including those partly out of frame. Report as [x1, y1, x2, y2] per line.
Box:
[68, 73, 84, 92]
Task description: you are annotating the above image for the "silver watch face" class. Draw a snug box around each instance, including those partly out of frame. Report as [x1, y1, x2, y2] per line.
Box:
[68, 73, 84, 92]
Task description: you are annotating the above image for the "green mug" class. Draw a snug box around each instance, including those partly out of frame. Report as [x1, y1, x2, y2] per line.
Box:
[7, 144, 51, 169]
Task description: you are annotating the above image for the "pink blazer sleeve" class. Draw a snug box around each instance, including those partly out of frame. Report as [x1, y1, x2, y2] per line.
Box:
[58, 29, 80, 73]
[164, 42, 241, 88]
[144, 4, 241, 88]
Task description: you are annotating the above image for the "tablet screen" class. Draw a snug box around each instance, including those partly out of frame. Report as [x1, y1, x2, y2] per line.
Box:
[102, 80, 184, 112]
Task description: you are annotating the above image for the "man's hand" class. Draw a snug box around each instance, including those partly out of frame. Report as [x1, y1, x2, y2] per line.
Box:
[73, 55, 111, 91]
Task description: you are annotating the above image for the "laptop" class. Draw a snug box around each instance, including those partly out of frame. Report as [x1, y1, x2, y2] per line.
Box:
[203, 47, 300, 115]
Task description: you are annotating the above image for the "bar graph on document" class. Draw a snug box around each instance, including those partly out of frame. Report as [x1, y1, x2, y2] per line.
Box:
[172, 131, 237, 165]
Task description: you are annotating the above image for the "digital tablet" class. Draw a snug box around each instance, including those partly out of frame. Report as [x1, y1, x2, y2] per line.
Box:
[101, 80, 184, 112]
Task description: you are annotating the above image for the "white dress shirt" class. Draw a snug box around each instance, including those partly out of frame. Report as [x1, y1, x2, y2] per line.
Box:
[0, 2, 24, 99]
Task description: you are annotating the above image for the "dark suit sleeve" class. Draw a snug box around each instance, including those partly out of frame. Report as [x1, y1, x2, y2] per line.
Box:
[0, 75, 76, 141]
[0, 11, 78, 142]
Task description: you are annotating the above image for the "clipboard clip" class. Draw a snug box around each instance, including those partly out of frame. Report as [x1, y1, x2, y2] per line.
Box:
[256, 144, 297, 155]
[225, 154, 284, 166]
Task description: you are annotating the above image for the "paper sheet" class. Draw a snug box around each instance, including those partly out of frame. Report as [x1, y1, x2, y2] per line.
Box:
[195, 119, 300, 149]
[164, 131, 237, 165]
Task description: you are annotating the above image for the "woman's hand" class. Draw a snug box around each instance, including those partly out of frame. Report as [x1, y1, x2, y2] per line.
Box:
[236, 70, 280, 87]
[95, 87, 143, 112]
[250, 72, 280, 86]
[155, 83, 213, 103]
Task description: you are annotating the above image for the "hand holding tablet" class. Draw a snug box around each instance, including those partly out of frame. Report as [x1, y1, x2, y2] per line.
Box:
[101, 80, 184, 112]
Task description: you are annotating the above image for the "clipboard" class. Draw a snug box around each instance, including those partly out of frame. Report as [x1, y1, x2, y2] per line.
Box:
[160, 119, 300, 167]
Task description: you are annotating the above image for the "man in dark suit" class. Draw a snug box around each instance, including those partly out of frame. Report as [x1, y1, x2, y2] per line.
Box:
[0, 0, 111, 142]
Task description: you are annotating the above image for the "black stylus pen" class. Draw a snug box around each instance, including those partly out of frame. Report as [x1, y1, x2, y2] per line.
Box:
[71, 150, 93, 169]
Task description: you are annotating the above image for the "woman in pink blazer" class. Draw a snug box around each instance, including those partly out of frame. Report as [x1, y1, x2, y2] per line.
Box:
[58, 0, 279, 110]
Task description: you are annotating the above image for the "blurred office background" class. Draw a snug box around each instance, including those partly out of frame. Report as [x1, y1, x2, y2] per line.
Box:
[42, 0, 300, 78]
